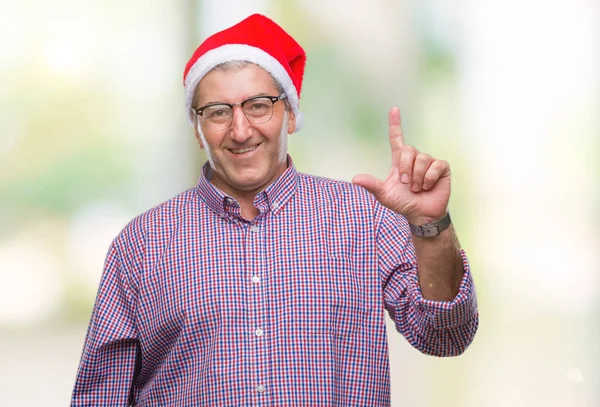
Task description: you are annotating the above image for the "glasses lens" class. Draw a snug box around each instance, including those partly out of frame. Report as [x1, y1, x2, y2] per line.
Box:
[202, 105, 233, 131]
[244, 98, 274, 124]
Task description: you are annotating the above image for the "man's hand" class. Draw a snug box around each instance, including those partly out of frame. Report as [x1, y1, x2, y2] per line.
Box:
[352, 107, 451, 225]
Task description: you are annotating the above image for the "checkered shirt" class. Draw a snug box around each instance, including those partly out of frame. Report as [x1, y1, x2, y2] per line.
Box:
[71, 157, 478, 406]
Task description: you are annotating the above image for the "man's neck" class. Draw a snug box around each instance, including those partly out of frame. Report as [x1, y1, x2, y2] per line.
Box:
[237, 196, 260, 221]
[204, 164, 287, 221]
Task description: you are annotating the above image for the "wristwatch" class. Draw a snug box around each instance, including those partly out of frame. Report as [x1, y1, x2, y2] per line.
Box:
[408, 212, 452, 237]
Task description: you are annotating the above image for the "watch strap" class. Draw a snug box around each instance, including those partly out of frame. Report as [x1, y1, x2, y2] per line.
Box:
[409, 212, 452, 237]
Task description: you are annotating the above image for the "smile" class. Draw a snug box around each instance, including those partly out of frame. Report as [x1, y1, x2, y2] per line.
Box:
[229, 144, 260, 155]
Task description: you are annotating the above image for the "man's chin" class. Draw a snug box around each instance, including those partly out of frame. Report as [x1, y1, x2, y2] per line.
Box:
[223, 170, 270, 191]
[232, 176, 269, 192]
[214, 163, 284, 194]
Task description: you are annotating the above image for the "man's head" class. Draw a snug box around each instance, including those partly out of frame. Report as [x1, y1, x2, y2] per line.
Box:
[183, 14, 306, 132]
[191, 61, 295, 196]
[182, 14, 306, 196]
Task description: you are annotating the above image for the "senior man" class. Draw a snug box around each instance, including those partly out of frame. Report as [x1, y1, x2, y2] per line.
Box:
[72, 14, 478, 406]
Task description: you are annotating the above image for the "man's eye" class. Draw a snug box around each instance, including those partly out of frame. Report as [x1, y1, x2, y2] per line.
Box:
[206, 108, 230, 119]
[249, 103, 269, 110]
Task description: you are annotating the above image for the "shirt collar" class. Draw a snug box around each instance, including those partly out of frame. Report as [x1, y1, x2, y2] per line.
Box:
[195, 155, 298, 217]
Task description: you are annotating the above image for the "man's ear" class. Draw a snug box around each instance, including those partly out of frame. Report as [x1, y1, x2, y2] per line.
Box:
[287, 111, 296, 135]
[193, 123, 205, 149]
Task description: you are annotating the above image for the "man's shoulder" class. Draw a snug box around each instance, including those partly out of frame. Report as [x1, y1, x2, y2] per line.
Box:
[297, 172, 374, 203]
[115, 188, 198, 243]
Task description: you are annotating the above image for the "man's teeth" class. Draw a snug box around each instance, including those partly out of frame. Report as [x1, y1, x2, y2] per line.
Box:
[230, 145, 258, 154]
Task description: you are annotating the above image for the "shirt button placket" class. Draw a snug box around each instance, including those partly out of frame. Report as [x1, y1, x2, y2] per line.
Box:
[247, 221, 268, 401]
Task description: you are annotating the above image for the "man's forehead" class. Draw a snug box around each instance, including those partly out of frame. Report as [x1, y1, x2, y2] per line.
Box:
[194, 63, 280, 104]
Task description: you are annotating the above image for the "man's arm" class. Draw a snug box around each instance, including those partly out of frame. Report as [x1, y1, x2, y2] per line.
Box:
[354, 106, 478, 355]
[411, 223, 463, 301]
[376, 205, 478, 356]
[71, 242, 139, 406]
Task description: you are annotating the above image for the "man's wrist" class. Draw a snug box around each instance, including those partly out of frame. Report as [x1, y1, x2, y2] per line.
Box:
[406, 211, 448, 227]
[408, 212, 452, 237]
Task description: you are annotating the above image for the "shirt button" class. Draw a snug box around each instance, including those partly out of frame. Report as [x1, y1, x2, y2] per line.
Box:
[252, 276, 260, 284]
[250, 225, 259, 233]
[256, 384, 266, 393]
[271, 202, 279, 210]
[255, 328, 263, 337]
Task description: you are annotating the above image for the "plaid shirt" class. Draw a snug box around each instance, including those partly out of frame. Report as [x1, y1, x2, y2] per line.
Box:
[72, 157, 478, 406]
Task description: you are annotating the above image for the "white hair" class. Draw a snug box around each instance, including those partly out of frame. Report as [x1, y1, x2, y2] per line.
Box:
[278, 109, 289, 162]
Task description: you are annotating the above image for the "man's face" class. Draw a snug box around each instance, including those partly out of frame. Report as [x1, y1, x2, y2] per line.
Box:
[193, 64, 296, 197]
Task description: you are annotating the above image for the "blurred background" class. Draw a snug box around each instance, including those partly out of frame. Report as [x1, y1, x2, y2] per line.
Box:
[1, 0, 598, 405]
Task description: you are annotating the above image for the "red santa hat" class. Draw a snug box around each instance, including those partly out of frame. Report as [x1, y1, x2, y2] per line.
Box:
[183, 14, 306, 132]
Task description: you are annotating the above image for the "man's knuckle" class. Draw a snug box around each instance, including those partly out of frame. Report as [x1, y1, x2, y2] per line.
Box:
[403, 145, 416, 154]
[416, 153, 430, 163]
[424, 173, 437, 183]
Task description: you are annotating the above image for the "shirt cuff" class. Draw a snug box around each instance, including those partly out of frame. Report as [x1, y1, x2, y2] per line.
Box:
[408, 249, 478, 329]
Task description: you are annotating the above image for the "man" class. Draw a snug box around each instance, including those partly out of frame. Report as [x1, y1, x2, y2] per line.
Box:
[72, 14, 478, 406]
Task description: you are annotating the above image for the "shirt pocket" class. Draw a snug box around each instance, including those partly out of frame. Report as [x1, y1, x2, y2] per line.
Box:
[290, 256, 364, 337]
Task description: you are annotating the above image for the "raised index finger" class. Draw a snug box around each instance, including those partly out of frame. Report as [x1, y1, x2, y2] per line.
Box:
[389, 106, 404, 163]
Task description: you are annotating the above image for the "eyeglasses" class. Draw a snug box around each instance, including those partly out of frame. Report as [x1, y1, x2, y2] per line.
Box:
[194, 94, 287, 131]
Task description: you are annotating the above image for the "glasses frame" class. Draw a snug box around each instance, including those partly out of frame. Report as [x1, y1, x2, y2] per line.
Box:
[194, 93, 287, 131]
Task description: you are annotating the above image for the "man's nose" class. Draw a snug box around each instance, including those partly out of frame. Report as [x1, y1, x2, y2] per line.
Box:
[230, 106, 252, 143]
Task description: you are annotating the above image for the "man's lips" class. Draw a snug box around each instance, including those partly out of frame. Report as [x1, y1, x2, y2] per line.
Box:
[227, 143, 261, 155]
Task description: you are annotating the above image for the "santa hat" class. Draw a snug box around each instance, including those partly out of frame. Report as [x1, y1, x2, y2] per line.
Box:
[183, 14, 306, 132]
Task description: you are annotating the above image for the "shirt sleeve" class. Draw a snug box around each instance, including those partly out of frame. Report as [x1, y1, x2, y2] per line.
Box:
[71, 241, 139, 406]
[376, 205, 479, 357]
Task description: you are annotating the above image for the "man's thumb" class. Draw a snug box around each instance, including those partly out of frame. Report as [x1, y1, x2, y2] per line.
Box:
[352, 174, 384, 198]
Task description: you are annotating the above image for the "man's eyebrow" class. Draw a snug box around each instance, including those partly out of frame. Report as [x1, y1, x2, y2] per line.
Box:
[200, 92, 272, 106]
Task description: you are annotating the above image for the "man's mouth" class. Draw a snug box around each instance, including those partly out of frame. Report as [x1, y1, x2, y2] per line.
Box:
[229, 144, 260, 155]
